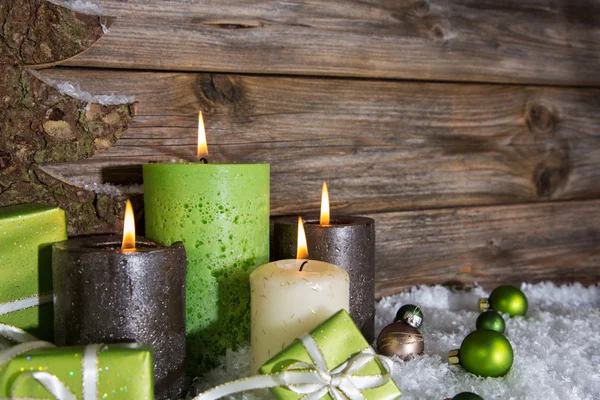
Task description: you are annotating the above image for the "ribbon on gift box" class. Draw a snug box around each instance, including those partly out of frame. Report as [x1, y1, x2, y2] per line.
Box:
[0, 293, 53, 318]
[0, 295, 57, 368]
[0, 296, 105, 400]
[0, 323, 104, 400]
[192, 334, 395, 400]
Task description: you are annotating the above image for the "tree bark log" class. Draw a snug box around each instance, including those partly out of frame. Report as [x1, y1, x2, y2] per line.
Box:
[0, 0, 135, 235]
[1, 0, 114, 67]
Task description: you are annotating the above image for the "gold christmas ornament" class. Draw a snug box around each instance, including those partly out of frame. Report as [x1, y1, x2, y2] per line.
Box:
[376, 321, 424, 360]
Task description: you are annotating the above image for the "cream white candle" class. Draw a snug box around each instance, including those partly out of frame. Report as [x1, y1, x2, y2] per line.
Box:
[250, 259, 350, 373]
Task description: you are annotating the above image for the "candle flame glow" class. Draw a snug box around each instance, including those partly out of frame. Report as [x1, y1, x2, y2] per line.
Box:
[297, 217, 308, 260]
[197, 111, 209, 158]
[320, 181, 330, 225]
[121, 200, 136, 250]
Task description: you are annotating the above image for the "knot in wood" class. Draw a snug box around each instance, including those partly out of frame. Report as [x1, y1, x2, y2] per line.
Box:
[487, 238, 503, 256]
[526, 103, 557, 134]
[201, 20, 263, 30]
[412, 1, 430, 17]
[533, 149, 570, 198]
[198, 74, 242, 106]
[431, 25, 445, 41]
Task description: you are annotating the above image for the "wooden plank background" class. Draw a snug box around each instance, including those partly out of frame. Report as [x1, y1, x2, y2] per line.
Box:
[374, 199, 600, 297]
[38, 69, 600, 216]
[61, 0, 600, 86]
[23, 0, 600, 295]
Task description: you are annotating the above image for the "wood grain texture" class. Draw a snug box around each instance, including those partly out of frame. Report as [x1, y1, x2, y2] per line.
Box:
[373, 199, 600, 297]
[36, 68, 600, 216]
[58, 0, 600, 85]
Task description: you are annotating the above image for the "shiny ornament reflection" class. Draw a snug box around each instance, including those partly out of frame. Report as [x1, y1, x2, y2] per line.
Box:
[376, 321, 424, 360]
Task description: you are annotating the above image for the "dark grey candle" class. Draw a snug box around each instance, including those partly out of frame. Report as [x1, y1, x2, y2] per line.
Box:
[52, 235, 187, 400]
[273, 215, 376, 343]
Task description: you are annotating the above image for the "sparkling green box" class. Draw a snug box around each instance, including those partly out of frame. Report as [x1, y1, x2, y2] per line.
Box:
[259, 310, 402, 400]
[0, 204, 67, 340]
[0, 344, 154, 399]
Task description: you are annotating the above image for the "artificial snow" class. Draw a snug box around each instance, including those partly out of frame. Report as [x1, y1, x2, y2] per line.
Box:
[54, 82, 134, 105]
[72, 181, 143, 196]
[191, 282, 600, 400]
[46, 0, 106, 15]
[30, 71, 134, 106]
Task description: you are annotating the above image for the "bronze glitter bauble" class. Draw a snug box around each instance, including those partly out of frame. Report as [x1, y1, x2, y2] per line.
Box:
[376, 321, 424, 360]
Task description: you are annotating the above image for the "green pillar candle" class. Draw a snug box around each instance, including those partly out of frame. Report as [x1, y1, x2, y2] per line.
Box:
[0, 204, 67, 340]
[143, 163, 269, 375]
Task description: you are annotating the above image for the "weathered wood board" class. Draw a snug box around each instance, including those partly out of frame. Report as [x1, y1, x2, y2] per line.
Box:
[374, 199, 600, 297]
[1, 1, 597, 294]
[38, 68, 600, 217]
[60, 0, 600, 86]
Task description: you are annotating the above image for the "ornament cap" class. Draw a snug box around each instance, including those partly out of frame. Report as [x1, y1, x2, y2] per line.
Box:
[394, 304, 424, 328]
[448, 349, 460, 365]
[478, 298, 490, 312]
[403, 312, 423, 328]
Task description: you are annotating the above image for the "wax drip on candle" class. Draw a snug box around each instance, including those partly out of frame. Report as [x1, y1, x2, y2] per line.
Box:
[197, 111, 209, 163]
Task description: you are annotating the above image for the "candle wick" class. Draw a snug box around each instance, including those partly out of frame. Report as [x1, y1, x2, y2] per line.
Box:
[198, 157, 209, 164]
[299, 260, 308, 272]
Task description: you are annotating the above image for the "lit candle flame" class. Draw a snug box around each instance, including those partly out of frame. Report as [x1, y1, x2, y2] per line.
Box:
[296, 216, 308, 260]
[121, 199, 136, 250]
[320, 181, 330, 225]
[197, 111, 209, 158]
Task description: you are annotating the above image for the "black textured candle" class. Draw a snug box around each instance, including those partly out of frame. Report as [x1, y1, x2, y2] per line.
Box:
[273, 216, 376, 343]
[52, 235, 187, 400]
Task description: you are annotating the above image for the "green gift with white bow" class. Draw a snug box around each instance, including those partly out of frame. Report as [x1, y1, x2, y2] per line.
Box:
[259, 309, 401, 400]
[0, 204, 67, 341]
[0, 343, 154, 399]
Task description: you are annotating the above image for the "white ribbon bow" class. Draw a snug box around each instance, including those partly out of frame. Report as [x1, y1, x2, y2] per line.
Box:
[0, 293, 102, 400]
[193, 334, 395, 400]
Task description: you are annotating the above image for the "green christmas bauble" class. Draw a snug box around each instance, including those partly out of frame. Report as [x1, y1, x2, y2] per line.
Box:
[453, 392, 484, 400]
[489, 285, 528, 317]
[476, 311, 505, 333]
[394, 304, 423, 328]
[458, 330, 513, 377]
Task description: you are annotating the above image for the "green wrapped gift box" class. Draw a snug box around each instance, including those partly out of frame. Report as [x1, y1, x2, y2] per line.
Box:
[0, 343, 154, 399]
[0, 204, 67, 341]
[260, 310, 402, 400]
